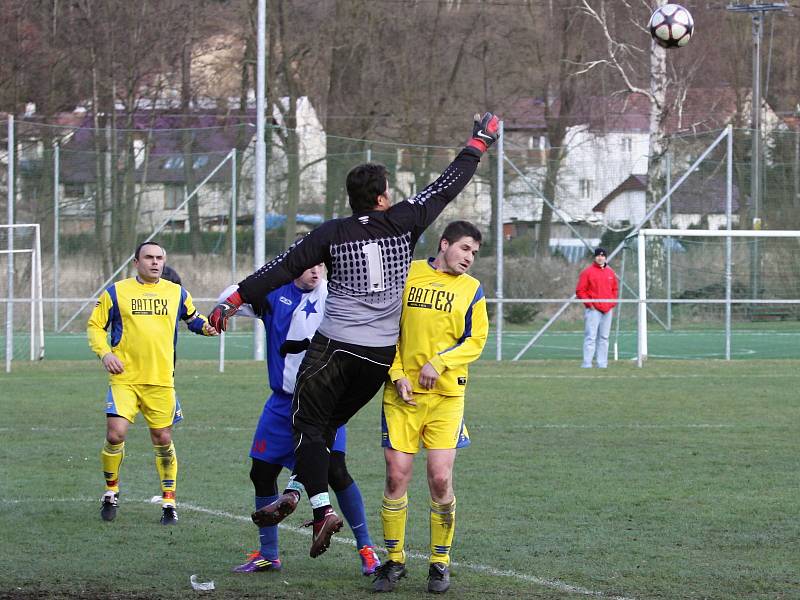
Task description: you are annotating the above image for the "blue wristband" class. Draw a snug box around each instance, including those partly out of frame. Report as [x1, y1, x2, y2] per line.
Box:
[188, 317, 206, 334]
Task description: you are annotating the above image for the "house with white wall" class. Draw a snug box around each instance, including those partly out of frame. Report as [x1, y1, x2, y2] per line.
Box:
[502, 88, 781, 237]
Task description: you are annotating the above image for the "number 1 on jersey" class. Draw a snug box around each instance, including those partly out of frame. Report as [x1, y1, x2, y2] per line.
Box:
[362, 242, 386, 292]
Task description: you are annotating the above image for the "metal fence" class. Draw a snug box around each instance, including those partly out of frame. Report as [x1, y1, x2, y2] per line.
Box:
[3, 112, 800, 367]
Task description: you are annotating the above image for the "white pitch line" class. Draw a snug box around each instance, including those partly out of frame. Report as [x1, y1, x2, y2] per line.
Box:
[0, 496, 635, 600]
[473, 372, 800, 379]
[469, 423, 734, 430]
[0, 423, 745, 433]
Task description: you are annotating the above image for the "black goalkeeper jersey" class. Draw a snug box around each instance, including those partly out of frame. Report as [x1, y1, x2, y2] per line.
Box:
[238, 146, 482, 347]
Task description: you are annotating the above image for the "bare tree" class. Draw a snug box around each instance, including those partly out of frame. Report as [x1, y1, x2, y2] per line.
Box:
[69, 0, 187, 275]
[527, 0, 587, 257]
[575, 0, 705, 294]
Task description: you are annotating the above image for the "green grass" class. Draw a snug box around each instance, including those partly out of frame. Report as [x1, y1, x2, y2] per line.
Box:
[1, 360, 799, 599]
[8, 318, 800, 363]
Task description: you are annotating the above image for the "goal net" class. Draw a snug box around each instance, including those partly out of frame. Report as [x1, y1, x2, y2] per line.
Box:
[615, 228, 800, 363]
[0, 224, 44, 372]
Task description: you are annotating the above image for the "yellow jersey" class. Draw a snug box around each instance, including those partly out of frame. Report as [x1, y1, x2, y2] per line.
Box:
[388, 258, 488, 396]
[87, 277, 204, 387]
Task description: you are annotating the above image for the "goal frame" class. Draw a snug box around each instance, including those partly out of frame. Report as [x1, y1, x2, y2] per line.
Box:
[2, 223, 44, 372]
[635, 228, 800, 366]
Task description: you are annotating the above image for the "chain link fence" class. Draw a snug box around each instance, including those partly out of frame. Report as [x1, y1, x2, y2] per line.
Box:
[3, 114, 800, 365]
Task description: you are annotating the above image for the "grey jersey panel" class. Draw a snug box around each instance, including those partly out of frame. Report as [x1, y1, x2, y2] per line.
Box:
[317, 231, 412, 345]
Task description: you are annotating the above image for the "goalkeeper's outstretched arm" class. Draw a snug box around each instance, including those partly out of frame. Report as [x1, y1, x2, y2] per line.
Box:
[209, 229, 329, 333]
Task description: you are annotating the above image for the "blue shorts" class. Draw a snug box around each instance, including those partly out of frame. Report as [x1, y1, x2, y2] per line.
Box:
[250, 390, 347, 469]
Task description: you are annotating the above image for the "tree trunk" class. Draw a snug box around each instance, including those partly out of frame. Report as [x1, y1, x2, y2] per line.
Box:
[283, 127, 300, 246]
[181, 37, 202, 258]
[646, 20, 668, 297]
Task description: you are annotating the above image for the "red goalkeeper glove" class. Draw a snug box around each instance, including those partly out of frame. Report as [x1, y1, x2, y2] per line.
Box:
[466, 112, 500, 153]
[209, 290, 243, 333]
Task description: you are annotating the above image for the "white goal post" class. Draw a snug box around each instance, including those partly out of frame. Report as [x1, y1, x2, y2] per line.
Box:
[2, 224, 44, 372]
[635, 228, 800, 366]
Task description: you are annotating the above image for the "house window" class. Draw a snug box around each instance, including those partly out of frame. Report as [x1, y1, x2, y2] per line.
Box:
[163, 155, 185, 170]
[164, 184, 183, 209]
[579, 178, 592, 199]
[621, 137, 632, 152]
[192, 155, 209, 170]
[64, 183, 84, 198]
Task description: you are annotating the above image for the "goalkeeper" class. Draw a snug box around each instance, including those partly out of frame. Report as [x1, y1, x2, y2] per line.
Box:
[220, 264, 381, 577]
[209, 112, 500, 559]
[372, 221, 488, 594]
[87, 242, 217, 526]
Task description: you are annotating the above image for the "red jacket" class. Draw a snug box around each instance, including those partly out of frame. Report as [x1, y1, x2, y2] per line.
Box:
[576, 262, 618, 313]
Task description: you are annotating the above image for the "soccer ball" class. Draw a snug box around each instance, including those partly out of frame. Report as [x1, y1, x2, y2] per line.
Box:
[648, 4, 694, 49]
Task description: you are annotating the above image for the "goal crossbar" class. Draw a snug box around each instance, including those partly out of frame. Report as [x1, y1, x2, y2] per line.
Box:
[639, 228, 800, 238]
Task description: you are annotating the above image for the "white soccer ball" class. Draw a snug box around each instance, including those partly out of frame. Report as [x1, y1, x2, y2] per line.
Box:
[649, 4, 694, 49]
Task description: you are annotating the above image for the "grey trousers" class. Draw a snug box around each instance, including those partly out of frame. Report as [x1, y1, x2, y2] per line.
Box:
[582, 307, 613, 368]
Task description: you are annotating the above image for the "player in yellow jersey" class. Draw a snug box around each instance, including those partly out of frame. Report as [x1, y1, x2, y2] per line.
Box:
[87, 241, 217, 525]
[373, 221, 488, 594]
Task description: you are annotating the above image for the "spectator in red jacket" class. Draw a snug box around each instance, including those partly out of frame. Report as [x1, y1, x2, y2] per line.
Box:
[575, 247, 618, 368]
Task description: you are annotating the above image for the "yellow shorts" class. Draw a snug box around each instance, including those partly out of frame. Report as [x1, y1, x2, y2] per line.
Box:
[105, 384, 182, 430]
[381, 385, 470, 454]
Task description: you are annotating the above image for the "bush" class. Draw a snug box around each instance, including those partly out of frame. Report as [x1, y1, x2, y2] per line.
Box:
[504, 303, 540, 324]
[471, 255, 581, 325]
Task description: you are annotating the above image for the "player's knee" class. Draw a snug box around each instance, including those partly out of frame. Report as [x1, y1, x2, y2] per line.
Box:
[384, 467, 411, 496]
[249, 458, 280, 497]
[427, 472, 452, 499]
[106, 431, 125, 445]
[149, 427, 172, 445]
[327, 451, 353, 491]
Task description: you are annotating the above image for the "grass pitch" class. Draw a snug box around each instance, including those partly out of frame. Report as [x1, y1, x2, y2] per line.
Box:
[1, 360, 798, 599]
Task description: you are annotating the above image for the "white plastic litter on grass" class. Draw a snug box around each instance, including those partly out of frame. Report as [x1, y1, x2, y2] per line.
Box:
[189, 574, 215, 591]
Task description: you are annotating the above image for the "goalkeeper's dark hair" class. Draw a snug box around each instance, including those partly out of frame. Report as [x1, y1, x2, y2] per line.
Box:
[161, 265, 182, 285]
[135, 240, 165, 260]
[346, 163, 389, 213]
[439, 220, 482, 251]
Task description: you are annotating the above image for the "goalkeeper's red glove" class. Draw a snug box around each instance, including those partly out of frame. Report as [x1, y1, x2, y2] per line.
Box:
[208, 289, 243, 333]
[466, 112, 500, 154]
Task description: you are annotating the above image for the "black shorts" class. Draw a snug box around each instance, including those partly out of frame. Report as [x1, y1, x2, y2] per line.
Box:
[292, 332, 395, 444]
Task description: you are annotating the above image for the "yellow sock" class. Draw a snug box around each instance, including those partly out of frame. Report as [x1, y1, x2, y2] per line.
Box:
[153, 442, 178, 506]
[381, 494, 408, 564]
[101, 441, 124, 493]
[429, 497, 456, 566]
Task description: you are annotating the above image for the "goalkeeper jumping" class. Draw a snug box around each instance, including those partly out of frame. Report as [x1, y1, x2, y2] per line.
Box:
[209, 112, 500, 558]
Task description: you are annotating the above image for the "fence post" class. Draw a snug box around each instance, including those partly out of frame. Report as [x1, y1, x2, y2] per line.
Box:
[6, 115, 14, 373]
[725, 125, 733, 361]
[495, 121, 504, 361]
[637, 230, 647, 367]
[253, 0, 267, 362]
[53, 141, 60, 331]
